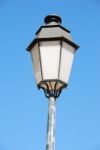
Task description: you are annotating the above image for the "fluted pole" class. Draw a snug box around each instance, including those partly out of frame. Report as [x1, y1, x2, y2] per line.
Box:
[46, 97, 56, 150]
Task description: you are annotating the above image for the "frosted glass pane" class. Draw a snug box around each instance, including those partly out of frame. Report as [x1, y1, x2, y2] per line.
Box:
[40, 41, 60, 80]
[59, 42, 75, 83]
[31, 43, 42, 84]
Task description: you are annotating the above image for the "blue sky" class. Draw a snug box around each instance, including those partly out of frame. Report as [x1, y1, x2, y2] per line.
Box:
[0, 0, 100, 150]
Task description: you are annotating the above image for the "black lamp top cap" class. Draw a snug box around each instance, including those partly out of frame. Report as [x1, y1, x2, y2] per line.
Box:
[44, 14, 62, 25]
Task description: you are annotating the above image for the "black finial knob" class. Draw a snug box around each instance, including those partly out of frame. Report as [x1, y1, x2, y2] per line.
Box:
[44, 14, 62, 25]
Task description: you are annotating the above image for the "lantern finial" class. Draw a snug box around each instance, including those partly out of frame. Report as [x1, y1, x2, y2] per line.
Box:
[44, 14, 62, 25]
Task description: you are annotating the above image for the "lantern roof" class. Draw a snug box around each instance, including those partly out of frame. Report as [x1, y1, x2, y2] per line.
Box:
[27, 14, 79, 51]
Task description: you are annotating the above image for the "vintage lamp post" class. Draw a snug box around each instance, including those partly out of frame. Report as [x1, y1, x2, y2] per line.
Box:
[26, 14, 79, 150]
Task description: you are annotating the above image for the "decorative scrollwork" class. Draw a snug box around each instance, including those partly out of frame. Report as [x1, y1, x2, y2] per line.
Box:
[38, 80, 67, 99]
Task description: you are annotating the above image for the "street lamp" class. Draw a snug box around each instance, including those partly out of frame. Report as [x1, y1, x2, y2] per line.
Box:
[26, 14, 79, 150]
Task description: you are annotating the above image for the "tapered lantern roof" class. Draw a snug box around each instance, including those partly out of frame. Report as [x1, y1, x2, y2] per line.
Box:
[27, 14, 79, 51]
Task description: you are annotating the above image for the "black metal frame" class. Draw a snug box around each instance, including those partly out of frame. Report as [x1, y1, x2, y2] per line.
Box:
[58, 40, 62, 79]
[38, 79, 67, 98]
[27, 38, 76, 98]
[37, 39, 68, 98]
[26, 37, 79, 51]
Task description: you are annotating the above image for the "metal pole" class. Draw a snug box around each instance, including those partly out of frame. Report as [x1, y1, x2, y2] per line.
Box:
[46, 96, 56, 150]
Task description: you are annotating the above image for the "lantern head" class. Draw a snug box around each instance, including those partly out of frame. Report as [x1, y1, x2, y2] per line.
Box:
[27, 14, 79, 98]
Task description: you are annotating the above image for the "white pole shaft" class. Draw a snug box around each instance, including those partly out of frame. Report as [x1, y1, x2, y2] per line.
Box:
[46, 97, 56, 150]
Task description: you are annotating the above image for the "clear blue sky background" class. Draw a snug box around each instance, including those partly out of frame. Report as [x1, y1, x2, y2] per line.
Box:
[0, 0, 100, 150]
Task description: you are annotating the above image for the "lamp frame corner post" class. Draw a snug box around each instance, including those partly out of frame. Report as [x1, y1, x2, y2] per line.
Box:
[26, 14, 79, 150]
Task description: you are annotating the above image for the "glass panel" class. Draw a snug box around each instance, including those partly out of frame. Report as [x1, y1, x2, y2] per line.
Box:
[31, 43, 42, 84]
[56, 82, 64, 90]
[59, 41, 75, 83]
[40, 41, 60, 80]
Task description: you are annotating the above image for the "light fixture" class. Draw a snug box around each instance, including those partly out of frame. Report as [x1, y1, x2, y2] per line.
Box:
[26, 14, 79, 150]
